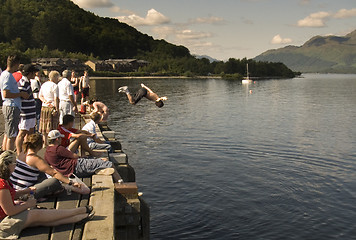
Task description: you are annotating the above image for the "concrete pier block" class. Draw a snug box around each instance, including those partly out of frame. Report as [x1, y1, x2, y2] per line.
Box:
[115, 182, 138, 195]
[102, 130, 115, 139]
[110, 153, 128, 164]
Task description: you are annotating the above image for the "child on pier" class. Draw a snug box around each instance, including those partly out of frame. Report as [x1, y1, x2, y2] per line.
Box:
[118, 83, 167, 108]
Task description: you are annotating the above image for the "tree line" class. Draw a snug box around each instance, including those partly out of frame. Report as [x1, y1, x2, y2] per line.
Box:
[0, 0, 298, 78]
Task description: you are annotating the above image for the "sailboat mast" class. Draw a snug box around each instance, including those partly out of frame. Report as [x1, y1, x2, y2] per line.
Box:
[247, 63, 249, 79]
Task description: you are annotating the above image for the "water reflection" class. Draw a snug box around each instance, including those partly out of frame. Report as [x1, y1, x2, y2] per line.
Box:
[91, 74, 356, 239]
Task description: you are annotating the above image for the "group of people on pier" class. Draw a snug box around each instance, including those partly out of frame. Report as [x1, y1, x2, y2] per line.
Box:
[0, 55, 120, 239]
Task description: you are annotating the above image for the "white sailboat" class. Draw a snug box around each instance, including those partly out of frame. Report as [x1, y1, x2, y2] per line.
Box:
[242, 63, 253, 84]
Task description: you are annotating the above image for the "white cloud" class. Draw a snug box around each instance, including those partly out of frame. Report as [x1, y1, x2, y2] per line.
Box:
[189, 16, 225, 25]
[299, 0, 311, 5]
[333, 8, 356, 19]
[116, 9, 170, 26]
[297, 8, 356, 28]
[297, 11, 331, 27]
[152, 26, 176, 39]
[71, 0, 113, 8]
[152, 27, 213, 40]
[271, 34, 292, 44]
[176, 30, 213, 40]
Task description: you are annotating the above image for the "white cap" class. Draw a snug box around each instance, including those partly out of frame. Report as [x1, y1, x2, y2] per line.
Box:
[48, 130, 64, 140]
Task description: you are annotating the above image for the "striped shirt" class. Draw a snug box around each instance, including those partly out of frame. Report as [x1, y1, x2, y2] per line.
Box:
[18, 76, 36, 120]
[10, 159, 40, 190]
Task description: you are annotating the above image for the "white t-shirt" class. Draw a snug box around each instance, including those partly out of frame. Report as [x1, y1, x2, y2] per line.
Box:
[82, 120, 97, 144]
[39, 81, 58, 107]
[57, 78, 74, 101]
[30, 78, 41, 99]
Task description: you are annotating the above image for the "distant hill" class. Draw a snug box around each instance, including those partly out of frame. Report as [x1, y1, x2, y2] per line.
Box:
[255, 30, 356, 73]
[193, 55, 219, 63]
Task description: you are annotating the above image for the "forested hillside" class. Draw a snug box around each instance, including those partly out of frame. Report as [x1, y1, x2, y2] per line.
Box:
[0, 0, 296, 78]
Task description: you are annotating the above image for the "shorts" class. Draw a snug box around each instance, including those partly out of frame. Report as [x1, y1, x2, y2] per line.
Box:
[88, 142, 113, 153]
[74, 157, 113, 178]
[39, 106, 59, 134]
[81, 87, 89, 98]
[2, 106, 20, 138]
[59, 101, 74, 125]
[18, 118, 36, 131]
[133, 88, 148, 104]
[0, 210, 29, 239]
[73, 86, 79, 95]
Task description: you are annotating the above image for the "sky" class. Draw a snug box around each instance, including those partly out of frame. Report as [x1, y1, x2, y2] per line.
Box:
[71, 0, 356, 60]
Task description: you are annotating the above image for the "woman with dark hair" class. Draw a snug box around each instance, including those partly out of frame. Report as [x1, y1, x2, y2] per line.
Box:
[10, 133, 90, 196]
[0, 150, 94, 239]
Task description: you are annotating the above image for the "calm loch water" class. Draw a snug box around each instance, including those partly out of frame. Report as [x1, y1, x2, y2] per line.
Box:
[92, 74, 356, 239]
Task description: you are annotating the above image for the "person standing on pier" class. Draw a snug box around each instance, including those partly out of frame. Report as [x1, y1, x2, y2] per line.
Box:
[118, 83, 167, 108]
[0, 151, 95, 239]
[58, 70, 77, 125]
[15, 64, 38, 154]
[70, 71, 80, 104]
[39, 71, 60, 146]
[0, 56, 29, 151]
[80, 70, 90, 105]
[30, 72, 42, 132]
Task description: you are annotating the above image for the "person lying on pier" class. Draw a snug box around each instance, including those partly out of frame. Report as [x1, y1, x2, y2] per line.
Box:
[11, 133, 90, 197]
[82, 112, 113, 153]
[58, 114, 101, 157]
[83, 99, 110, 122]
[45, 130, 123, 183]
[0, 150, 95, 240]
[118, 83, 167, 108]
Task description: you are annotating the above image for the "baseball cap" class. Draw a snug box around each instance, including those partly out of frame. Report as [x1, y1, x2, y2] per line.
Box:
[48, 130, 64, 140]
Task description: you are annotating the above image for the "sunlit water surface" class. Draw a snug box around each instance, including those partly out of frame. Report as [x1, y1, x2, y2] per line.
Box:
[91, 74, 356, 239]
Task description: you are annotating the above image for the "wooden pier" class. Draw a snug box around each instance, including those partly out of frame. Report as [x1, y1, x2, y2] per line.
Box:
[0, 112, 150, 240]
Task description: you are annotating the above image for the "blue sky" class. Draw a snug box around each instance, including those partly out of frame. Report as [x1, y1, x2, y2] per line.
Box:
[72, 0, 356, 60]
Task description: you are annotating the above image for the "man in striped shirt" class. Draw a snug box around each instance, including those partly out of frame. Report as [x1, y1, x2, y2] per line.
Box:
[15, 64, 39, 153]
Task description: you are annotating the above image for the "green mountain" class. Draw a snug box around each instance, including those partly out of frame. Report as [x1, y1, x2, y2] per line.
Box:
[0, 0, 190, 60]
[255, 30, 356, 73]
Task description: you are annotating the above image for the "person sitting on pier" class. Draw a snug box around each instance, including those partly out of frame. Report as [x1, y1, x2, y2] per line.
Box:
[45, 130, 123, 183]
[11, 133, 90, 197]
[58, 114, 100, 157]
[83, 99, 110, 122]
[118, 83, 167, 108]
[0, 150, 95, 240]
[82, 112, 112, 153]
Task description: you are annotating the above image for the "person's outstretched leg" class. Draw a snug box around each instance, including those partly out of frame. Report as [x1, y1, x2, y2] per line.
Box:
[24, 207, 88, 228]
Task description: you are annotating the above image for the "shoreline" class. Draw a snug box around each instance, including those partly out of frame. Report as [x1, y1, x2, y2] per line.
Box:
[90, 75, 222, 80]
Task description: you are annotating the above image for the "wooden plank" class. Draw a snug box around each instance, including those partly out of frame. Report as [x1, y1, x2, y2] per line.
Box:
[71, 178, 91, 240]
[82, 175, 115, 240]
[50, 191, 80, 240]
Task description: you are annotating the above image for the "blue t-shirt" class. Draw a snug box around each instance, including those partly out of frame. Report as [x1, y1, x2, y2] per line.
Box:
[0, 70, 21, 109]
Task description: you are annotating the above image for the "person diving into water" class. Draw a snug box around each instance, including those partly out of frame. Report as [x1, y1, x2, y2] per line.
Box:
[118, 83, 167, 108]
